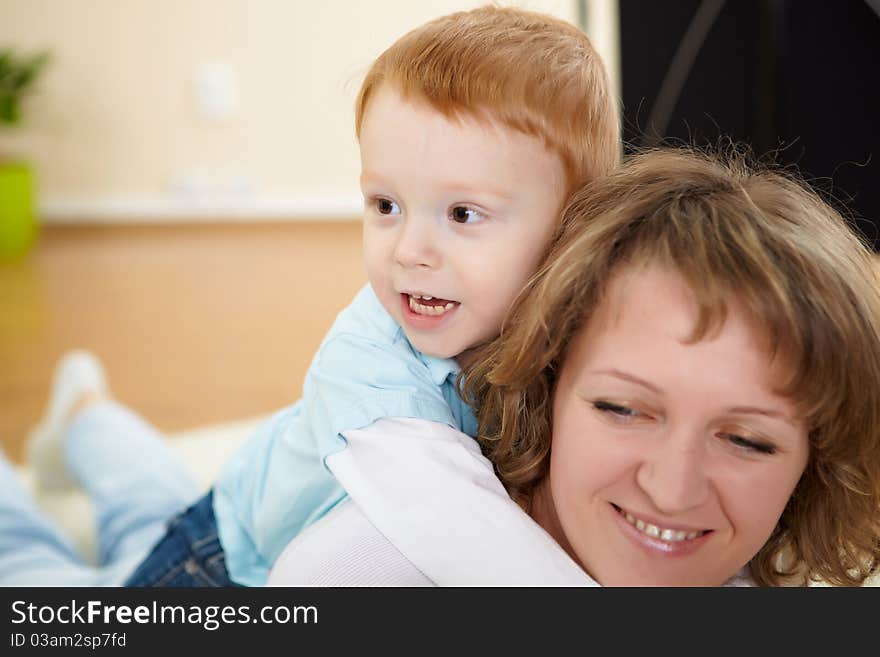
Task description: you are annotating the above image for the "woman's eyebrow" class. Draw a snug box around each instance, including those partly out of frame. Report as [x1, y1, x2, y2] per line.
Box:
[591, 369, 662, 394]
[726, 406, 800, 428]
[590, 372, 798, 424]
[727, 406, 785, 418]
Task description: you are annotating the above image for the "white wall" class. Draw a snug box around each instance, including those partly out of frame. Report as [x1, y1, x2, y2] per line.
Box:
[0, 0, 619, 222]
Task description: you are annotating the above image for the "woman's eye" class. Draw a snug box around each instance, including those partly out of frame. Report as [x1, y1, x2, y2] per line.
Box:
[721, 433, 776, 455]
[593, 400, 643, 421]
[375, 198, 401, 215]
[449, 205, 486, 224]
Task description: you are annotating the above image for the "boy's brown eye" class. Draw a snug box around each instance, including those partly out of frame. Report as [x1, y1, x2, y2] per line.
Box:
[449, 206, 485, 224]
[377, 198, 400, 215]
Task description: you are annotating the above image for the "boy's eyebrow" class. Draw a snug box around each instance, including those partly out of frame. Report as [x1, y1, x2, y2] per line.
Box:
[360, 171, 513, 202]
[360, 171, 400, 192]
[443, 181, 514, 202]
[359, 171, 384, 187]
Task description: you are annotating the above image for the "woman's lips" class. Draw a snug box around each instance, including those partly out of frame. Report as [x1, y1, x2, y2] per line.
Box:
[611, 503, 713, 556]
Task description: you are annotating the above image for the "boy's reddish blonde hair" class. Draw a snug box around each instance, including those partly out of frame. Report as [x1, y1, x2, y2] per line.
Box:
[355, 5, 620, 192]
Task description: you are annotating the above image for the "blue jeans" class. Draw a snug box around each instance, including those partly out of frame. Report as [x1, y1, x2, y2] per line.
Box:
[0, 401, 204, 586]
[125, 489, 237, 587]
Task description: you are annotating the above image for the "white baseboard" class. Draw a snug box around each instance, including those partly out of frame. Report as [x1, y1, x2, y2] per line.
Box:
[39, 194, 364, 223]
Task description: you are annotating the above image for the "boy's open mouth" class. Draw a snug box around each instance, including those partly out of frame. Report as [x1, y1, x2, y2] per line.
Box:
[404, 293, 459, 317]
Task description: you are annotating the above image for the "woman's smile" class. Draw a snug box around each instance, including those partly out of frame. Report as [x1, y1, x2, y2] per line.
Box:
[609, 503, 713, 557]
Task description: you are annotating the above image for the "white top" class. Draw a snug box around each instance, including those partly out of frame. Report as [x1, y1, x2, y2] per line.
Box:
[268, 417, 596, 586]
[267, 497, 433, 586]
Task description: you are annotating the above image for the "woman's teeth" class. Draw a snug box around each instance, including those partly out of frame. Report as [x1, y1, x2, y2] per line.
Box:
[621, 509, 703, 542]
[408, 294, 457, 316]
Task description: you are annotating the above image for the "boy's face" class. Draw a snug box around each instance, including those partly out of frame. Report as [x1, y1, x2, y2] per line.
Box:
[359, 85, 567, 359]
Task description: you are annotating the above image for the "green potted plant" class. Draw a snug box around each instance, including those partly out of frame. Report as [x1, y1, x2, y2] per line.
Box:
[0, 49, 50, 260]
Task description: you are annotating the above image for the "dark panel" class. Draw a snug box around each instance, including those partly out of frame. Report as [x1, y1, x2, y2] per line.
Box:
[619, 0, 880, 248]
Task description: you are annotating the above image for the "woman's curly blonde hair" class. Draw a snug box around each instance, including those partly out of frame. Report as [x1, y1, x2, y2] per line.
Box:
[459, 147, 880, 587]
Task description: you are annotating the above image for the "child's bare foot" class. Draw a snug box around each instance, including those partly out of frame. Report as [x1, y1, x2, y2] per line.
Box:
[26, 350, 109, 489]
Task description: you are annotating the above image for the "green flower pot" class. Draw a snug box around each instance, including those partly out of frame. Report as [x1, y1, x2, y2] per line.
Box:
[0, 162, 37, 260]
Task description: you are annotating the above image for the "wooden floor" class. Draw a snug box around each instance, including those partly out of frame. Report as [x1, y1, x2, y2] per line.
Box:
[0, 221, 366, 464]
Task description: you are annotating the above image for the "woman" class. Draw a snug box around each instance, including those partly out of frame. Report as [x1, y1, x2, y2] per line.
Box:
[270, 147, 880, 586]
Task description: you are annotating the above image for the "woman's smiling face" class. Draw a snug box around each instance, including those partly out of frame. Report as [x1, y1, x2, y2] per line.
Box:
[531, 263, 810, 586]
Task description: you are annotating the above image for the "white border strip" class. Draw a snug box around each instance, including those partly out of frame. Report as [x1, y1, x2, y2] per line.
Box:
[585, 0, 621, 105]
[39, 194, 364, 223]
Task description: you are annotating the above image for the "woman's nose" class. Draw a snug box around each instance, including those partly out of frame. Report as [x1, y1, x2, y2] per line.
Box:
[635, 434, 710, 515]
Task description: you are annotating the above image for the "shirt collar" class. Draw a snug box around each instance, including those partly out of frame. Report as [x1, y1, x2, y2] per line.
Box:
[418, 352, 460, 387]
[391, 322, 461, 386]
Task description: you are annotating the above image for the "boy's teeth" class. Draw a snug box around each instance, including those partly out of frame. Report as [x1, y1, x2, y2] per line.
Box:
[622, 510, 701, 542]
[408, 295, 457, 316]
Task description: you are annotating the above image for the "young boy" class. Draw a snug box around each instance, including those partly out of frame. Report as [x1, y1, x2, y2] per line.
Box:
[32, 6, 619, 587]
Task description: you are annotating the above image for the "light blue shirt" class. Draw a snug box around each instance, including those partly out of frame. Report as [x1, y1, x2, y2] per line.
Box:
[213, 284, 478, 586]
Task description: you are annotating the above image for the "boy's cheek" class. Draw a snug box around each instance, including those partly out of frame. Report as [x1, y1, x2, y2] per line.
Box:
[478, 249, 543, 295]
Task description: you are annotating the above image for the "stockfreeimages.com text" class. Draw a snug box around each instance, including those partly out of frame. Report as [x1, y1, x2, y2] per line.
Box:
[11, 599, 317, 631]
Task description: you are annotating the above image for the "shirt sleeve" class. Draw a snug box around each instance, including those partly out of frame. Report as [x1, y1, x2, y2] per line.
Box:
[302, 328, 463, 463]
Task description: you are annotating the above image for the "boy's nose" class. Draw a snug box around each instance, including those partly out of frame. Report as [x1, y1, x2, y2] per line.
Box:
[635, 433, 710, 515]
[393, 219, 440, 269]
